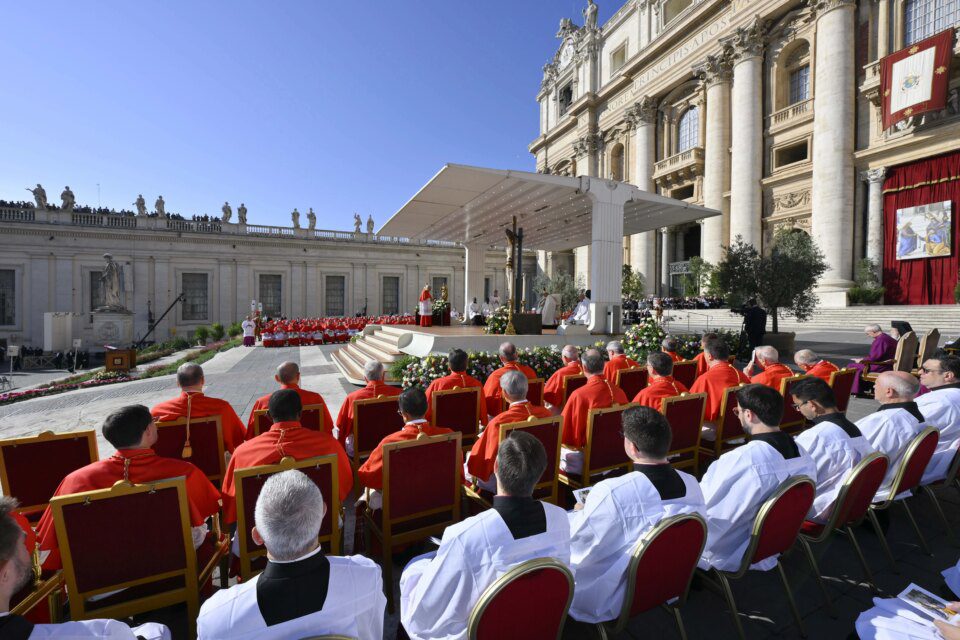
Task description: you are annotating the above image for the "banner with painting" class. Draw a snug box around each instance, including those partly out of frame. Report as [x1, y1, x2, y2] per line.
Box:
[895, 200, 953, 261]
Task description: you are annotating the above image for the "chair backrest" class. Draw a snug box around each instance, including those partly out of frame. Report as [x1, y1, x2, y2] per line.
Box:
[828, 368, 856, 413]
[893, 331, 919, 373]
[561, 374, 587, 406]
[886, 427, 939, 501]
[616, 367, 648, 400]
[672, 360, 697, 389]
[501, 379, 546, 412]
[251, 403, 327, 438]
[499, 416, 563, 505]
[779, 375, 812, 432]
[0, 430, 99, 520]
[821, 453, 890, 533]
[234, 455, 341, 580]
[612, 514, 708, 633]
[917, 328, 941, 367]
[153, 416, 225, 483]
[382, 432, 462, 536]
[50, 477, 198, 626]
[432, 387, 482, 442]
[467, 558, 574, 640]
[716, 385, 746, 444]
[352, 395, 403, 464]
[741, 476, 815, 573]
[584, 404, 633, 481]
[661, 393, 706, 470]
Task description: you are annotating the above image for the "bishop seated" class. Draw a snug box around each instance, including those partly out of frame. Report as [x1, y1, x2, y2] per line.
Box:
[603, 340, 638, 387]
[633, 351, 689, 411]
[244, 361, 333, 440]
[743, 346, 794, 391]
[424, 348, 487, 425]
[690, 339, 749, 441]
[793, 349, 839, 384]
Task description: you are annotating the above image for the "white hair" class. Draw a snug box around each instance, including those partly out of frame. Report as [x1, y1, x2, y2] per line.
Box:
[878, 371, 920, 399]
[606, 341, 624, 354]
[755, 345, 779, 363]
[865, 324, 882, 333]
[254, 470, 325, 561]
[500, 370, 529, 400]
[561, 345, 579, 360]
[793, 349, 818, 365]
[363, 360, 384, 381]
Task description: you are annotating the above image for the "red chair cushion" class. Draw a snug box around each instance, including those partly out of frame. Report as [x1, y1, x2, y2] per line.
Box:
[527, 380, 544, 406]
[664, 396, 704, 452]
[2, 438, 94, 511]
[239, 463, 335, 551]
[673, 362, 697, 389]
[752, 481, 815, 563]
[719, 392, 744, 441]
[509, 421, 561, 486]
[387, 439, 459, 521]
[629, 517, 705, 615]
[588, 409, 630, 471]
[473, 566, 571, 640]
[564, 376, 587, 402]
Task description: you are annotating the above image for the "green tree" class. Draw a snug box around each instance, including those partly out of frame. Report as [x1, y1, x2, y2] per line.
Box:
[621, 264, 645, 301]
[680, 256, 713, 295]
[714, 231, 827, 333]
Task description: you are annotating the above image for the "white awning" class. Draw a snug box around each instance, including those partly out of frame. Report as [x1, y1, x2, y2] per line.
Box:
[378, 163, 720, 250]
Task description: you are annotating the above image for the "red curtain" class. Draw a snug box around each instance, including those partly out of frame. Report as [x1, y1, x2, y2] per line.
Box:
[882, 150, 960, 304]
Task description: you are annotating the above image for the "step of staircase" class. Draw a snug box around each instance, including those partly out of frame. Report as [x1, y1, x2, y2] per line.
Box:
[333, 327, 406, 385]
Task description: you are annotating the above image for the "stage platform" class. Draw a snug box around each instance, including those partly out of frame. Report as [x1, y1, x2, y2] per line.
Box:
[332, 324, 612, 385]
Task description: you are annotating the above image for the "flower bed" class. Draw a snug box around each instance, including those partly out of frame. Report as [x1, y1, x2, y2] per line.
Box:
[0, 371, 131, 406]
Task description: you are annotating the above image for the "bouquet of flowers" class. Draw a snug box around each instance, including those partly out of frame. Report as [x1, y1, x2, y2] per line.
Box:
[432, 298, 450, 313]
[484, 306, 510, 335]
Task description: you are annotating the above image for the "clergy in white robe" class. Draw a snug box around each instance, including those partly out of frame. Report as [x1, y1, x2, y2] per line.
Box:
[400, 432, 572, 640]
[917, 353, 960, 483]
[944, 558, 960, 598]
[569, 291, 591, 325]
[0, 617, 170, 639]
[542, 293, 559, 325]
[568, 406, 705, 623]
[197, 471, 385, 640]
[699, 384, 816, 572]
[856, 372, 928, 502]
[790, 377, 875, 522]
[855, 596, 958, 640]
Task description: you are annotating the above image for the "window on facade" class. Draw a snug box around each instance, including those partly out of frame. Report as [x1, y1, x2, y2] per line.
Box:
[558, 84, 573, 116]
[610, 143, 625, 181]
[774, 140, 809, 168]
[182, 273, 209, 321]
[382, 276, 400, 315]
[260, 274, 282, 317]
[611, 44, 627, 72]
[672, 184, 695, 201]
[788, 65, 810, 104]
[905, 0, 960, 45]
[89, 271, 105, 311]
[325, 275, 345, 317]
[0, 270, 14, 326]
[663, 0, 694, 25]
[676, 106, 699, 153]
[432, 276, 448, 298]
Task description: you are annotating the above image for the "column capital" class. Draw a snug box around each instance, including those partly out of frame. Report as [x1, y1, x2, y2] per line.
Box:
[572, 131, 601, 159]
[860, 167, 887, 183]
[721, 16, 769, 63]
[812, 0, 856, 19]
[624, 96, 658, 129]
[693, 53, 732, 86]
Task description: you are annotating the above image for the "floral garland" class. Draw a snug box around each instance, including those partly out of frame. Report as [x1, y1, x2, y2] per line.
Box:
[621, 318, 740, 362]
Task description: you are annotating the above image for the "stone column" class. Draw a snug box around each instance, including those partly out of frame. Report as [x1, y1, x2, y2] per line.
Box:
[861, 167, 887, 270]
[660, 227, 673, 295]
[813, 0, 857, 294]
[694, 54, 732, 264]
[584, 178, 632, 333]
[876, 0, 890, 58]
[724, 19, 766, 249]
[463, 239, 486, 317]
[626, 96, 658, 294]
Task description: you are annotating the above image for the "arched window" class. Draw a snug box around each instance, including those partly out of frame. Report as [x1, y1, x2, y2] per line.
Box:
[785, 43, 811, 105]
[905, 0, 959, 46]
[676, 106, 699, 153]
[610, 143, 625, 181]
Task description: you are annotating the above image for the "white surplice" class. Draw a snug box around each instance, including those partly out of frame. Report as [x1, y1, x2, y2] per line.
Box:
[795, 415, 875, 522]
[698, 438, 816, 572]
[570, 298, 591, 325]
[0, 616, 170, 639]
[916, 386, 960, 483]
[855, 596, 945, 640]
[196, 553, 384, 640]
[857, 404, 927, 501]
[567, 470, 705, 623]
[399, 502, 571, 640]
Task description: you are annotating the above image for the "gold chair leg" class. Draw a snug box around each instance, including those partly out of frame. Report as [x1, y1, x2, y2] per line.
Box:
[798, 537, 836, 618]
[867, 509, 899, 573]
[921, 486, 958, 547]
[672, 605, 689, 640]
[776, 560, 807, 638]
[900, 500, 932, 556]
[715, 571, 746, 640]
[844, 526, 879, 593]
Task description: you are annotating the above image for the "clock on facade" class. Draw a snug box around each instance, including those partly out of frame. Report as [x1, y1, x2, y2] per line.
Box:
[559, 43, 574, 69]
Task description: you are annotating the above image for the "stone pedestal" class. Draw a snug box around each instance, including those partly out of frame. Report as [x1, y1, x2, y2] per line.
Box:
[91, 310, 134, 351]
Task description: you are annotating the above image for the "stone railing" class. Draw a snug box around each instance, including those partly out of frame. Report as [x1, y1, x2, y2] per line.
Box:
[652, 146, 704, 187]
[0, 207, 35, 222]
[767, 98, 813, 134]
[668, 260, 691, 275]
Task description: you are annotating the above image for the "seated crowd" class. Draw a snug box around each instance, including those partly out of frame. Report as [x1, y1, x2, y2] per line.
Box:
[6, 333, 960, 639]
[259, 315, 415, 347]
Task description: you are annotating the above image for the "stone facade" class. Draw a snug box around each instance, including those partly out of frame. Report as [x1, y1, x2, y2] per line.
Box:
[530, 0, 960, 304]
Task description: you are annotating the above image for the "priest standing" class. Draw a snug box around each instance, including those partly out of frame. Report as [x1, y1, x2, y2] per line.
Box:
[418, 284, 433, 327]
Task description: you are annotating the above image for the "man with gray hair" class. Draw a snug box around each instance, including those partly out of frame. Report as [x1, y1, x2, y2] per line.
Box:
[603, 340, 639, 387]
[335, 359, 400, 454]
[561, 349, 628, 474]
[198, 471, 385, 639]
[742, 345, 793, 391]
[482, 341, 538, 418]
[544, 345, 583, 410]
[793, 348, 839, 383]
[150, 362, 246, 453]
[244, 361, 333, 439]
[856, 371, 928, 501]
[661, 336, 682, 362]
[847, 323, 898, 395]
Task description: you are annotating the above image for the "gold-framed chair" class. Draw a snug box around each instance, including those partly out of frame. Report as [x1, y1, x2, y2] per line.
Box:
[50, 477, 228, 638]
[559, 404, 634, 489]
[0, 430, 99, 523]
[672, 360, 697, 389]
[11, 537, 63, 624]
[500, 378, 546, 412]
[828, 368, 857, 413]
[249, 403, 328, 438]
[913, 328, 941, 374]
[861, 331, 918, 386]
[153, 416, 226, 484]
[661, 392, 706, 473]
[615, 367, 648, 400]
[778, 375, 812, 434]
[431, 386, 483, 448]
[234, 455, 342, 580]
[559, 373, 588, 409]
[698, 384, 747, 465]
[465, 557, 574, 640]
[351, 395, 403, 472]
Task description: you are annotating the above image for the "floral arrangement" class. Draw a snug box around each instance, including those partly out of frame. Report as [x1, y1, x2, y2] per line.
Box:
[621, 318, 740, 362]
[484, 306, 510, 335]
[431, 298, 450, 313]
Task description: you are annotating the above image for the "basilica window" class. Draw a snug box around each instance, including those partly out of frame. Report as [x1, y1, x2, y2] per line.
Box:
[259, 274, 282, 317]
[610, 143, 625, 181]
[676, 106, 699, 153]
[785, 43, 811, 105]
[610, 44, 627, 72]
[182, 273, 209, 321]
[325, 275, 345, 317]
[0, 270, 14, 326]
[662, 0, 694, 26]
[905, 0, 960, 46]
[558, 83, 573, 116]
[89, 271, 105, 312]
[382, 276, 400, 315]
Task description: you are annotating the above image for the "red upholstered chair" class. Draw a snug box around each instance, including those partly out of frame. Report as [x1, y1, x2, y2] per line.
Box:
[11, 537, 63, 624]
[351, 395, 403, 472]
[49, 477, 228, 638]
[700, 476, 816, 640]
[672, 360, 697, 389]
[595, 514, 708, 639]
[661, 392, 706, 474]
[500, 378, 546, 412]
[153, 416, 226, 484]
[431, 387, 482, 448]
[363, 431, 462, 612]
[465, 558, 574, 640]
[798, 453, 889, 603]
[250, 404, 327, 438]
[561, 373, 588, 407]
[828, 368, 856, 413]
[699, 385, 746, 465]
[867, 427, 939, 571]
[559, 404, 633, 489]
[778, 375, 812, 434]
[234, 455, 342, 580]
[615, 367, 648, 400]
[0, 430, 99, 523]
[919, 447, 960, 545]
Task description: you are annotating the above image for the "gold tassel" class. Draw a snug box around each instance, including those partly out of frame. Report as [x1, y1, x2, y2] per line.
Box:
[182, 394, 194, 458]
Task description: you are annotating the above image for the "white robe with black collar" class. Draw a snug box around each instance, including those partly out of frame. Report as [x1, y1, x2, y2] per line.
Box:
[916, 385, 960, 483]
[856, 403, 928, 501]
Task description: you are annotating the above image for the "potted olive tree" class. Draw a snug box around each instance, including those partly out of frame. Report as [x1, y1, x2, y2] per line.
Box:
[714, 230, 827, 356]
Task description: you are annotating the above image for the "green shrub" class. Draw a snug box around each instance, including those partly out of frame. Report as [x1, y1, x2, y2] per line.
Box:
[210, 323, 225, 341]
[194, 325, 210, 344]
[227, 321, 243, 337]
[848, 286, 884, 305]
[849, 258, 885, 304]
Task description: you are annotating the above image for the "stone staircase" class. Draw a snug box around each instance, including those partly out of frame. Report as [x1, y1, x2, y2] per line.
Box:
[332, 325, 409, 385]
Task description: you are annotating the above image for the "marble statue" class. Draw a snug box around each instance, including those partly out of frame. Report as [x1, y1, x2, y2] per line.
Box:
[237, 203, 247, 224]
[27, 184, 47, 209]
[583, 0, 598, 29]
[134, 194, 147, 217]
[98, 253, 126, 311]
[155, 195, 166, 217]
[307, 207, 317, 230]
[60, 186, 75, 212]
[221, 201, 232, 223]
[291, 208, 301, 229]
[353, 213, 362, 233]
[366, 214, 374, 234]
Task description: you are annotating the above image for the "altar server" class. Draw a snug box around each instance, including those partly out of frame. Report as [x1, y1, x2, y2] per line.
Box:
[425, 349, 487, 425]
[790, 377, 874, 522]
[743, 346, 794, 390]
[699, 384, 816, 571]
[150, 363, 246, 454]
[633, 351, 689, 411]
[244, 362, 333, 439]
[603, 341, 639, 387]
[569, 290, 591, 326]
[856, 371, 928, 501]
[198, 471, 385, 640]
[221, 390, 351, 524]
[917, 352, 960, 482]
[543, 345, 582, 410]
[399, 432, 570, 639]
[568, 406, 704, 623]
[848, 324, 898, 395]
[334, 360, 400, 451]
[37, 405, 221, 571]
[690, 340, 749, 439]
[482, 342, 538, 418]
[793, 349, 839, 383]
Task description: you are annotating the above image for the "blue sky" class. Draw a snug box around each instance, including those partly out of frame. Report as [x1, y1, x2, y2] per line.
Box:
[0, 1, 617, 230]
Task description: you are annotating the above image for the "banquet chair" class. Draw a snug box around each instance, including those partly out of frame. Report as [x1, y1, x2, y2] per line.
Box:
[153, 416, 226, 484]
[918, 447, 960, 545]
[501, 378, 545, 412]
[912, 328, 941, 373]
[828, 368, 856, 413]
[559, 404, 634, 489]
[431, 386, 483, 448]
[861, 331, 918, 387]
[351, 395, 403, 472]
[661, 392, 706, 474]
[615, 367, 648, 400]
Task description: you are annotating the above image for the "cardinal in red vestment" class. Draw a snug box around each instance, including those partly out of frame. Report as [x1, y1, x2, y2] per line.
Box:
[603, 341, 639, 387]
[482, 342, 538, 418]
[334, 361, 401, 449]
[690, 341, 750, 434]
[561, 350, 629, 474]
[633, 351, 689, 411]
[743, 346, 795, 392]
[418, 284, 433, 327]
[794, 349, 840, 383]
[691, 333, 720, 379]
[244, 361, 333, 439]
[543, 345, 583, 410]
[661, 336, 684, 362]
[424, 349, 487, 426]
